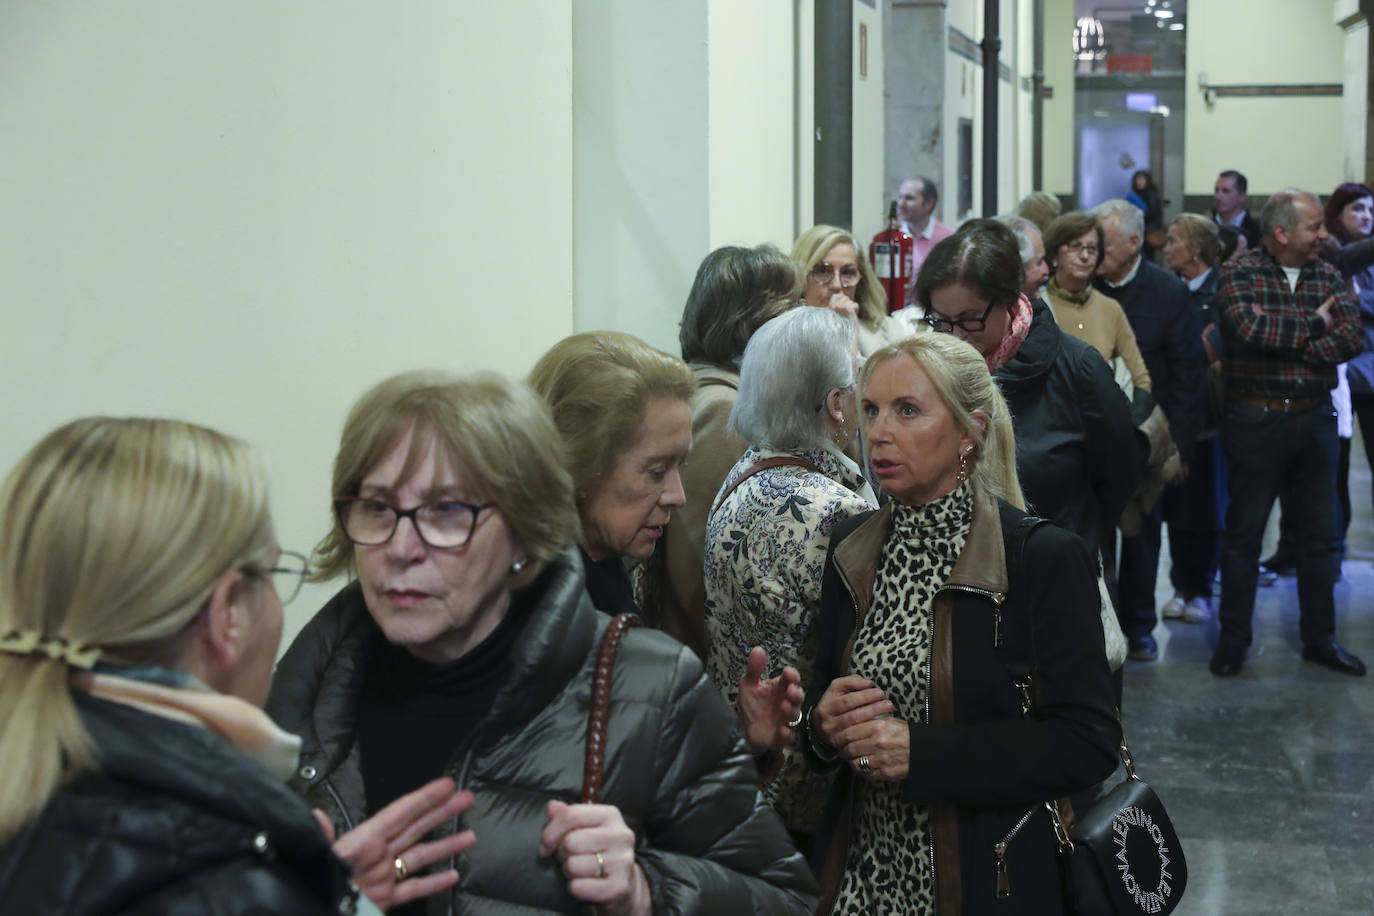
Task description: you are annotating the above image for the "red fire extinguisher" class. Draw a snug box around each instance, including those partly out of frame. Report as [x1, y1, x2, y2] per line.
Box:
[870, 201, 914, 314]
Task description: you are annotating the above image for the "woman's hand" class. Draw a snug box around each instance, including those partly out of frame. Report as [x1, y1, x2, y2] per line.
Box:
[814, 674, 893, 751]
[539, 800, 652, 916]
[735, 646, 804, 754]
[321, 776, 476, 911]
[825, 292, 860, 321]
[838, 715, 911, 782]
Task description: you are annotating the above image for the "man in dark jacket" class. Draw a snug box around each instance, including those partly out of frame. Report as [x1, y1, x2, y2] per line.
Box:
[1093, 199, 1206, 662]
[1213, 169, 1264, 249]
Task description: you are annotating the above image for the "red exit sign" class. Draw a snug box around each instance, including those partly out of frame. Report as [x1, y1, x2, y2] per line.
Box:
[1108, 54, 1153, 74]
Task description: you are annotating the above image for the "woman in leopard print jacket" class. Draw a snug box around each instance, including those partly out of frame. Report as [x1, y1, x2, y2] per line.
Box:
[744, 330, 1119, 914]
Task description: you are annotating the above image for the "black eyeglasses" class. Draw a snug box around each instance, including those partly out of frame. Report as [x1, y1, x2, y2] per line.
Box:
[333, 498, 494, 549]
[249, 549, 310, 605]
[922, 301, 999, 334]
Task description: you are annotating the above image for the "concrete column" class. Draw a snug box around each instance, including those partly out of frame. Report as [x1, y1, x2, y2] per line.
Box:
[884, 1, 949, 209]
[1335, 0, 1374, 182]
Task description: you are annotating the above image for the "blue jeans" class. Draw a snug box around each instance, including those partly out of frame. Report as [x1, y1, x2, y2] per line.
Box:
[1218, 402, 1340, 651]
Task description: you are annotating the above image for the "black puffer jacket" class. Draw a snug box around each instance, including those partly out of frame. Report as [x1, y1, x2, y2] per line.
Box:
[0, 694, 355, 915]
[803, 494, 1120, 915]
[995, 299, 1140, 555]
[265, 554, 817, 915]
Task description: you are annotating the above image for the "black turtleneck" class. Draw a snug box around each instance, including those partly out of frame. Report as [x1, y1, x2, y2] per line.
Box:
[578, 548, 641, 618]
[356, 591, 532, 820]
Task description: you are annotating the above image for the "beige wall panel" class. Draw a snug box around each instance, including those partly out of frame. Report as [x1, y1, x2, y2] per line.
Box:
[0, 1, 575, 647]
[1185, 0, 1345, 195]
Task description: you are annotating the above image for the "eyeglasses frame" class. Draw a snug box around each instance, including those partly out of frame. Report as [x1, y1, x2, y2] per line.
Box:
[332, 497, 494, 550]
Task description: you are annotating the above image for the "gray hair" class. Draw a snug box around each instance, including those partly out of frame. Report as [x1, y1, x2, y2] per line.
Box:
[1260, 189, 1321, 237]
[728, 307, 857, 450]
[996, 214, 1040, 266]
[1091, 199, 1144, 243]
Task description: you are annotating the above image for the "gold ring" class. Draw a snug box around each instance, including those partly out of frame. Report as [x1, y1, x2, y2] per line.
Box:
[595, 851, 606, 878]
[858, 756, 871, 773]
[393, 855, 408, 882]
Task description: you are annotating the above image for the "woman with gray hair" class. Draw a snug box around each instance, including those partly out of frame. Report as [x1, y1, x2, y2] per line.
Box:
[704, 306, 877, 854]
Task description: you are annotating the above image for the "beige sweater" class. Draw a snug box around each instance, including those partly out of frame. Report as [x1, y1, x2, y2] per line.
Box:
[1045, 286, 1152, 392]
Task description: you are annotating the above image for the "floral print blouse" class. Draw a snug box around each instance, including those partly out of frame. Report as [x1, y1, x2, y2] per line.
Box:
[703, 443, 877, 836]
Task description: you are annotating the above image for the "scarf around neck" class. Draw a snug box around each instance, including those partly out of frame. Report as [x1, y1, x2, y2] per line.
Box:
[986, 293, 1033, 373]
[1047, 276, 1092, 305]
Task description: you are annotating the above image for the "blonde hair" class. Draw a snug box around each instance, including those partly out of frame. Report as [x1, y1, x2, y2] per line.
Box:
[1014, 190, 1063, 234]
[528, 332, 694, 504]
[1169, 213, 1221, 267]
[790, 224, 887, 331]
[858, 335, 1025, 508]
[313, 371, 580, 587]
[0, 417, 274, 843]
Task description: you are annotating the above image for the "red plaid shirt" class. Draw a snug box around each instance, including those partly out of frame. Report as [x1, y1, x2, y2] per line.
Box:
[1216, 245, 1362, 398]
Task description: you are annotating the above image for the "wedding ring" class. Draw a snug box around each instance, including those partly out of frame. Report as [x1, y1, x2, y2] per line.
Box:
[858, 756, 871, 773]
[595, 851, 606, 878]
[393, 855, 408, 882]
[787, 709, 804, 729]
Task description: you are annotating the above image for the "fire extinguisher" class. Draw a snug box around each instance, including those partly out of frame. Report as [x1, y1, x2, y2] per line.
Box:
[870, 201, 914, 314]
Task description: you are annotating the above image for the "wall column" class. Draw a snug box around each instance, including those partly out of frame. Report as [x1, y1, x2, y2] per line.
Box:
[885, 1, 948, 211]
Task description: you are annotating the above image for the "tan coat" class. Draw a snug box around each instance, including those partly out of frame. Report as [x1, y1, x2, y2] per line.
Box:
[645, 364, 747, 659]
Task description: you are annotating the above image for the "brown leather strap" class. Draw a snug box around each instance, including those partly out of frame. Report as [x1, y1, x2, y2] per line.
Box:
[710, 457, 822, 519]
[582, 612, 642, 804]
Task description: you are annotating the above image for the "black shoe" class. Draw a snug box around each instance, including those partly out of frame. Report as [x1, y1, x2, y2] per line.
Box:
[1210, 645, 1245, 677]
[1301, 643, 1367, 676]
[1127, 634, 1158, 662]
[1256, 565, 1278, 588]
[1260, 551, 1296, 576]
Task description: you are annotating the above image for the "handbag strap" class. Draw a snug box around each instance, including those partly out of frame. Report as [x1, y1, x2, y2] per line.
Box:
[582, 611, 642, 804]
[710, 457, 822, 519]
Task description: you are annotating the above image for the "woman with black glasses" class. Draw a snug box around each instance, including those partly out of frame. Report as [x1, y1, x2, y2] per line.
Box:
[267, 372, 817, 916]
[914, 221, 1141, 615]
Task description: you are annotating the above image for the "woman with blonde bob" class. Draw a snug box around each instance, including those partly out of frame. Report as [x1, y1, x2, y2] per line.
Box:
[529, 331, 695, 618]
[267, 372, 816, 916]
[0, 417, 473, 914]
[742, 334, 1119, 914]
[792, 224, 918, 356]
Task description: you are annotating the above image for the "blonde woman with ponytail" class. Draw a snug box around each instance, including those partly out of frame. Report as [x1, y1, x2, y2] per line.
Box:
[0, 417, 473, 914]
[741, 332, 1121, 915]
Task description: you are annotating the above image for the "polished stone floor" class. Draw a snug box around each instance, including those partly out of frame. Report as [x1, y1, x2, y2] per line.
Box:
[1121, 439, 1374, 915]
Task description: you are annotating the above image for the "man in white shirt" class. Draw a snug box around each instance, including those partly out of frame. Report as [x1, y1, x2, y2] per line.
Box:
[897, 177, 953, 281]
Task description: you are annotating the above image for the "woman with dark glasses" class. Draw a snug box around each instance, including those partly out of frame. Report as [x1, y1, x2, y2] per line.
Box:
[914, 221, 1141, 618]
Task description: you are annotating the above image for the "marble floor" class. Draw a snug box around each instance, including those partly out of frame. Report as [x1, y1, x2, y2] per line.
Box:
[1120, 440, 1374, 915]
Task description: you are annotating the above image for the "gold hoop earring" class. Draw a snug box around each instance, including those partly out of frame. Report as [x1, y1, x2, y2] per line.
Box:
[957, 447, 972, 484]
[831, 416, 848, 448]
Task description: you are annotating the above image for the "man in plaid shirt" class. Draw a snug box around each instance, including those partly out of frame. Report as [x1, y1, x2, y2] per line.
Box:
[1211, 189, 1365, 678]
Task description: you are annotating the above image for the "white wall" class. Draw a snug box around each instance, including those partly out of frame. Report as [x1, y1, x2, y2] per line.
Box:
[708, 2, 801, 252]
[1185, 0, 1346, 196]
[1042, 0, 1076, 197]
[0, 1, 575, 646]
[572, 1, 708, 355]
[852, 1, 888, 238]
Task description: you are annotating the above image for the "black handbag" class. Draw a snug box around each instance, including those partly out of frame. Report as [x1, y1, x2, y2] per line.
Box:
[1048, 734, 1188, 916]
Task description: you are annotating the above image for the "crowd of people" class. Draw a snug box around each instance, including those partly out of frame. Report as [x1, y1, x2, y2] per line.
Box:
[0, 167, 1367, 914]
